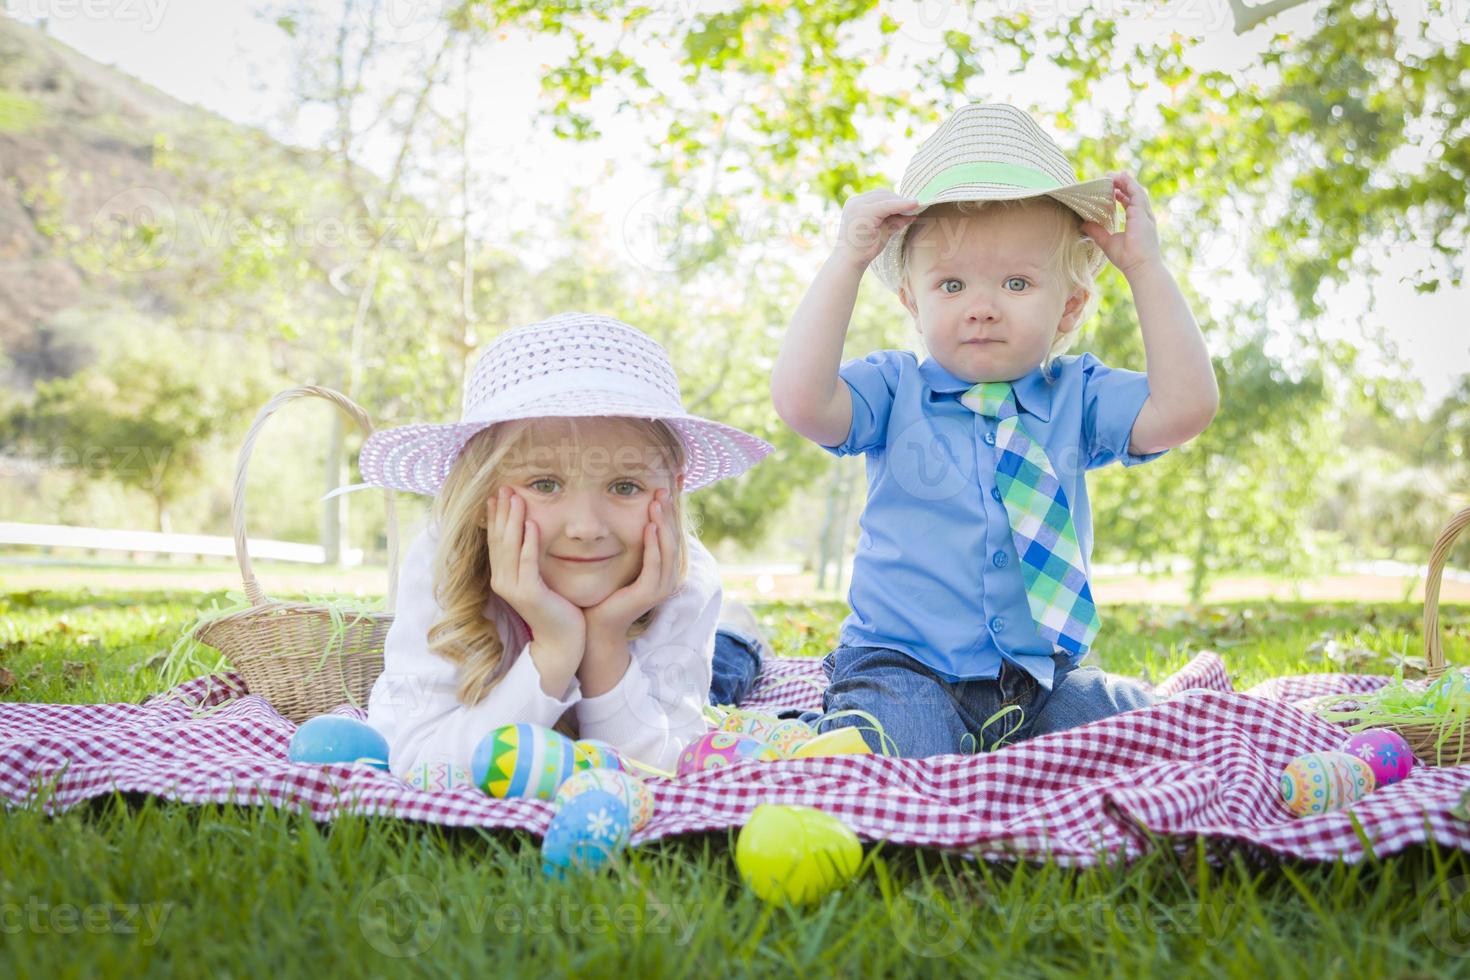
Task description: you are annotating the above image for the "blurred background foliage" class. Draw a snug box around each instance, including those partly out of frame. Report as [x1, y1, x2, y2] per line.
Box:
[0, 0, 1466, 600]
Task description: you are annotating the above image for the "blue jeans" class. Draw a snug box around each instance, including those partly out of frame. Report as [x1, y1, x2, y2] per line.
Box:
[708, 625, 766, 707]
[815, 645, 1157, 757]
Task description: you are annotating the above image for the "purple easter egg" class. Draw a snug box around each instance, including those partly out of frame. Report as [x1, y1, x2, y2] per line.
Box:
[1340, 729, 1415, 787]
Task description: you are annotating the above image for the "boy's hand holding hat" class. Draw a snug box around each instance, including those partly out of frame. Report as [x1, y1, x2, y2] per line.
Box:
[832, 190, 923, 272]
[1079, 172, 1164, 281]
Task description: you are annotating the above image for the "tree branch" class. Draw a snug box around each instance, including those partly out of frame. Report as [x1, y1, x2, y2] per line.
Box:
[685, 354, 734, 414]
[1228, 0, 1317, 35]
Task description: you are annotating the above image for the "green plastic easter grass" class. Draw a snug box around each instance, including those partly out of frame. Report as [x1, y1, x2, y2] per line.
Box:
[156, 593, 248, 718]
[811, 709, 900, 756]
[1313, 658, 1470, 765]
[953, 703, 1029, 755]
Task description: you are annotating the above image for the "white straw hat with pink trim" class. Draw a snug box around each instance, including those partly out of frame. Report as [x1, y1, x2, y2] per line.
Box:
[356, 313, 774, 496]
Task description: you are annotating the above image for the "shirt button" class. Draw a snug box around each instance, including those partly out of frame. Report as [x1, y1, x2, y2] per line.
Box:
[990, 486, 1002, 502]
[990, 616, 1007, 633]
[993, 551, 1008, 568]
[984, 431, 997, 446]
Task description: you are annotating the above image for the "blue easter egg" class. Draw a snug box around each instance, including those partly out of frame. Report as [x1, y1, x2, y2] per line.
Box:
[541, 789, 631, 877]
[287, 716, 390, 770]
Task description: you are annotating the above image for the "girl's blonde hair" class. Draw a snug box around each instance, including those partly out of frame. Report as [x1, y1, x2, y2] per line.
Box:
[426, 416, 690, 707]
[899, 197, 1102, 372]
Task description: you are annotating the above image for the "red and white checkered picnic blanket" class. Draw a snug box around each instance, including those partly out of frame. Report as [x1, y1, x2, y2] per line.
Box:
[4, 652, 1469, 866]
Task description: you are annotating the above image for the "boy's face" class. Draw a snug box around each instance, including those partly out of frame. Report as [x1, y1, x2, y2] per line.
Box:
[898, 203, 1087, 384]
[495, 418, 681, 609]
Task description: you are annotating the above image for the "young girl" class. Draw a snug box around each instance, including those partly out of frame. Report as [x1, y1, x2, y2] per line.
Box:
[362, 313, 774, 778]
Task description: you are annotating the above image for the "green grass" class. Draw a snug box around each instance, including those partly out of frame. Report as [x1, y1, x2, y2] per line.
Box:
[0, 89, 45, 134]
[4, 585, 1470, 975]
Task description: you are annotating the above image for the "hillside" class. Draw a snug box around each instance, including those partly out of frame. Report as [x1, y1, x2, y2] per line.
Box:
[2, 18, 196, 383]
[0, 17, 360, 392]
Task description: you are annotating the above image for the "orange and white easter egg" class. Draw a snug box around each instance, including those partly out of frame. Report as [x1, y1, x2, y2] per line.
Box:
[1279, 750, 1377, 817]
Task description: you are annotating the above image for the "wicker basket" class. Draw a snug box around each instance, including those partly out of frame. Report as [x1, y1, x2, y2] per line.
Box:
[1391, 506, 1470, 767]
[192, 386, 399, 723]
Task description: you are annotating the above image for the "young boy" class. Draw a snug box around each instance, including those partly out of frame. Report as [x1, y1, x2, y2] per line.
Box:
[770, 103, 1219, 757]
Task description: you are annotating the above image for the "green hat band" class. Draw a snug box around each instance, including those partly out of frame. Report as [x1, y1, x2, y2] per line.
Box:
[914, 162, 1060, 204]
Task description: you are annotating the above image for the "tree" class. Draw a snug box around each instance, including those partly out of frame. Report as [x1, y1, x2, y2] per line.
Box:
[508, 0, 1466, 596]
[1312, 374, 1470, 569]
[510, 194, 834, 550]
[14, 0, 1464, 580]
[4, 341, 269, 532]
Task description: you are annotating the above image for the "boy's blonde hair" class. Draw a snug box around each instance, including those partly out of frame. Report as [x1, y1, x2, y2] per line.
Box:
[899, 197, 1102, 370]
[426, 416, 690, 707]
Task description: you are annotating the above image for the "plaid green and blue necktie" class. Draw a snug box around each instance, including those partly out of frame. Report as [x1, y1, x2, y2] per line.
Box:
[961, 380, 1100, 656]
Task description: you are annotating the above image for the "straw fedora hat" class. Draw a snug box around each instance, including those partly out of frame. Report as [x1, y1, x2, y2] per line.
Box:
[871, 103, 1117, 292]
[357, 313, 773, 497]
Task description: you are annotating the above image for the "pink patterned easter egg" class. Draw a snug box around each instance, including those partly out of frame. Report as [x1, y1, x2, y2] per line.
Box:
[676, 730, 780, 777]
[1279, 750, 1376, 817]
[556, 768, 655, 830]
[1340, 729, 1415, 787]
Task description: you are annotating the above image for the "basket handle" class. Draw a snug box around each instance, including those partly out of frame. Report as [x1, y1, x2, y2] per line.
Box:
[1423, 506, 1470, 680]
[231, 385, 399, 610]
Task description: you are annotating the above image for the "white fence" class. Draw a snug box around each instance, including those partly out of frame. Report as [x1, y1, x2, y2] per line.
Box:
[1, 522, 1464, 582]
[0, 522, 364, 565]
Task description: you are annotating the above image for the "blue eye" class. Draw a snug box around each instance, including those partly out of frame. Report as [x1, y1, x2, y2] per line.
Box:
[939, 279, 963, 294]
[1005, 277, 1029, 292]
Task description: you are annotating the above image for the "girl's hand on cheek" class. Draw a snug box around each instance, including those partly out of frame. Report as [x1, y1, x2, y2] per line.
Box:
[485, 488, 586, 652]
[584, 487, 682, 641]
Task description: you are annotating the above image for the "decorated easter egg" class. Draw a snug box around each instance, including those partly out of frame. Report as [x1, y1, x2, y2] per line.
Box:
[287, 716, 390, 770]
[719, 710, 782, 742]
[765, 719, 817, 757]
[1340, 729, 1415, 787]
[789, 726, 875, 758]
[405, 761, 475, 792]
[1279, 750, 1377, 817]
[542, 789, 631, 877]
[735, 804, 863, 905]
[676, 730, 780, 777]
[556, 768, 655, 830]
[573, 738, 625, 772]
[470, 723, 577, 800]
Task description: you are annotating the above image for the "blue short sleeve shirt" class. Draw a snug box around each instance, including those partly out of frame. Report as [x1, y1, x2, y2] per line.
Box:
[823, 349, 1165, 690]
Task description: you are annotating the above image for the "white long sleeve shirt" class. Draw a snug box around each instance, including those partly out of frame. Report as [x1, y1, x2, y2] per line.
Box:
[366, 522, 722, 779]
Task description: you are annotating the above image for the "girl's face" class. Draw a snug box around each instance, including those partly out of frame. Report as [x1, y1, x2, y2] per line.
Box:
[496, 418, 682, 609]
